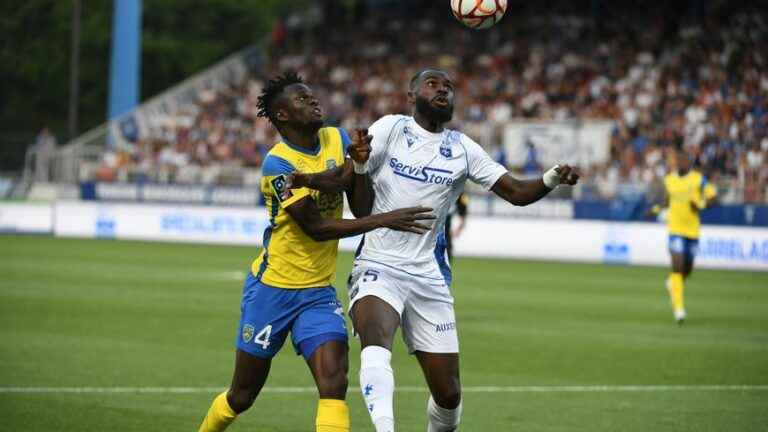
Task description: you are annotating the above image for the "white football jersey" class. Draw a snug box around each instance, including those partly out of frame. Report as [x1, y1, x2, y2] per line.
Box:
[354, 115, 507, 284]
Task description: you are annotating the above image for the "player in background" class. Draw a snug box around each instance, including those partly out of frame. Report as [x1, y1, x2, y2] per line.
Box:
[197, 72, 435, 432]
[649, 148, 717, 324]
[292, 69, 579, 432]
[444, 193, 468, 263]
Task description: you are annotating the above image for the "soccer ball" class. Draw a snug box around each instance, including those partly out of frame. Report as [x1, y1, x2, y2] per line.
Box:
[451, 0, 507, 30]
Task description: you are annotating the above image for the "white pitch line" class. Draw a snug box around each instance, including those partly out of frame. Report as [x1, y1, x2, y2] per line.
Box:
[456, 385, 768, 393]
[1, 385, 767, 394]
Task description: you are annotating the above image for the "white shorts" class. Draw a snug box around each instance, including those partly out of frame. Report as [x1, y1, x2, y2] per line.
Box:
[347, 261, 459, 354]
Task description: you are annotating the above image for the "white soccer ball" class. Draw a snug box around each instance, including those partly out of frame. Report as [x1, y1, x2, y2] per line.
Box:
[451, 0, 507, 30]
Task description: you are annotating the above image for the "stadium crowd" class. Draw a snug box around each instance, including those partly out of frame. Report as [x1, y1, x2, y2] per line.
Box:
[96, 2, 768, 203]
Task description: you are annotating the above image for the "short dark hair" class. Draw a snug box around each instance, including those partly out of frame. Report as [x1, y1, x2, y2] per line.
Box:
[256, 71, 304, 125]
[410, 69, 429, 90]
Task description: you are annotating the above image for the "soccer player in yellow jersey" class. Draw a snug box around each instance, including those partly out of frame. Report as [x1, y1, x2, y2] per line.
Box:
[651, 149, 717, 324]
[197, 72, 434, 432]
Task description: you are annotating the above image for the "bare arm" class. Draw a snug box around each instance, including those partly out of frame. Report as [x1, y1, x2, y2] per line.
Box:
[451, 194, 468, 237]
[345, 160, 375, 217]
[490, 174, 552, 206]
[291, 165, 348, 194]
[345, 130, 375, 217]
[491, 165, 579, 206]
[284, 196, 434, 242]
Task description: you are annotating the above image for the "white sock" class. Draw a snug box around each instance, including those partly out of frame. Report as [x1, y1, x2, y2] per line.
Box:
[360, 345, 395, 432]
[427, 395, 462, 432]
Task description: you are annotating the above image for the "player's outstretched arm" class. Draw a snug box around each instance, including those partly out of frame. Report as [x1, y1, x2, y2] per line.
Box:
[287, 129, 375, 218]
[285, 196, 435, 242]
[491, 165, 579, 206]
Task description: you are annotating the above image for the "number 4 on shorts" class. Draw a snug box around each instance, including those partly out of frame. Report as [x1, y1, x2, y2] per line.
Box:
[254, 324, 272, 349]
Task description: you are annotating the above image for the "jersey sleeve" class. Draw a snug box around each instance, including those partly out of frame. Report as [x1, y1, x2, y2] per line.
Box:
[261, 154, 311, 208]
[338, 127, 351, 155]
[462, 134, 508, 190]
[367, 115, 404, 173]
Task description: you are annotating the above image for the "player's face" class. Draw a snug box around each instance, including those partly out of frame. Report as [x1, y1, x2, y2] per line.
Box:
[677, 152, 691, 173]
[276, 83, 324, 131]
[412, 71, 455, 123]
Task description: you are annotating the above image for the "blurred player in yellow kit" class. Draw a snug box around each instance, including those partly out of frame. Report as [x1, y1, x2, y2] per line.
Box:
[651, 148, 717, 324]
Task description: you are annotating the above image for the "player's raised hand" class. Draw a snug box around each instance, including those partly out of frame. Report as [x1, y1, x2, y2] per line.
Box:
[376, 206, 436, 234]
[555, 164, 579, 185]
[349, 128, 373, 164]
[543, 164, 580, 188]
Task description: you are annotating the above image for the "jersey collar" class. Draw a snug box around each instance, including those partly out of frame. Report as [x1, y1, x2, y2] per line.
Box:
[282, 135, 321, 156]
[409, 116, 445, 139]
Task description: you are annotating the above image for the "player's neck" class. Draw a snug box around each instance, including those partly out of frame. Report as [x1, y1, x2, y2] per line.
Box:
[281, 126, 320, 151]
[413, 111, 444, 133]
[678, 169, 690, 176]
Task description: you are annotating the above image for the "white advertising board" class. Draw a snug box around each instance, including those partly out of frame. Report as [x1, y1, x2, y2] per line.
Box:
[54, 201, 270, 246]
[0, 203, 53, 233]
[503, 120, 613, 168]
[454, 218, 768, 271]
[50, 202, 767, 271]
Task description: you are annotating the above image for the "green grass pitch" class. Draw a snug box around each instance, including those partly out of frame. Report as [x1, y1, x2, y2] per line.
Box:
[1, 235, 767, 431]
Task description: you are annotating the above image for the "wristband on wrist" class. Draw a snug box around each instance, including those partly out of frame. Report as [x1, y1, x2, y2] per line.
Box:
[353, 160, 368, 174]
[542, 165, 561, 189]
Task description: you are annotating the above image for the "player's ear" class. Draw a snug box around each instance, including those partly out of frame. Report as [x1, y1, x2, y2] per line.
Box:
[275, 108, 289, 123]
[407, 89, 416, 105]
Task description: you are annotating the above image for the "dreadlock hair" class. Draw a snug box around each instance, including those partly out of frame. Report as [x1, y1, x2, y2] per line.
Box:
[256, 71, 304, 125]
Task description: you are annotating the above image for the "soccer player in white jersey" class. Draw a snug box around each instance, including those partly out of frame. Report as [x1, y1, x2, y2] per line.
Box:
[293, 69, 579, 431]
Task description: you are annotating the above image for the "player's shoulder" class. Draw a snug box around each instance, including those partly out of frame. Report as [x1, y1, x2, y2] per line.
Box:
[678, 170, 702, 185]
[376, 114, 409, 124]
[262, 146, 297, 177]
[690, 170, 710, 186]
[318, 126, 346, 139]
[453, 129, 477, 145]
[370, 114, 409, 134]
[451, 129, 484, 155]
[319, 126, 350, 150]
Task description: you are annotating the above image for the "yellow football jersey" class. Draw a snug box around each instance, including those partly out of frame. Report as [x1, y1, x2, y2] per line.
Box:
[664, 170, 717, 239]
[251, 127, 350, 289]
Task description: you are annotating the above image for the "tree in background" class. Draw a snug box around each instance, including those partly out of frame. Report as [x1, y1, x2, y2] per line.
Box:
[0, 0, 306, 171]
